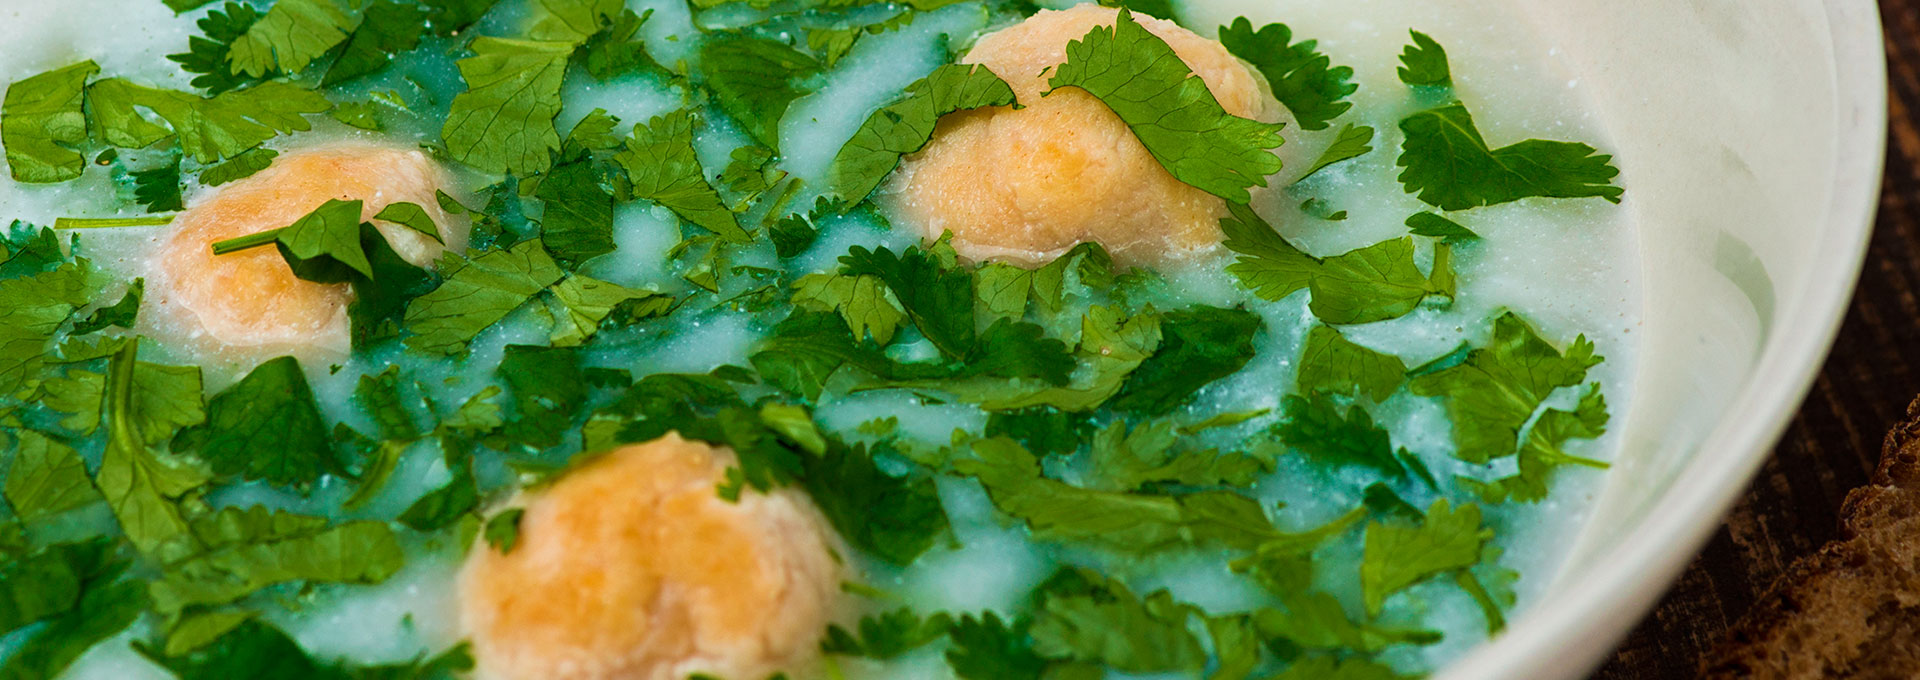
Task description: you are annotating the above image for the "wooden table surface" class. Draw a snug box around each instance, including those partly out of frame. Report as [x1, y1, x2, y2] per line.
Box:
[1589, 1, 1920, 677]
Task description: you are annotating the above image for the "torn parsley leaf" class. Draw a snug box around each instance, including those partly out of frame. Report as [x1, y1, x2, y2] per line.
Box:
[1297, 123, 1375, 182]
[174, 356, 334, 490]
[1217, 18, 1356, 131]
[1360, 499, 1489, 615]
[1405, 211, 1481, 243]
[87, 79, 331, 164]
[1110, 305, 1262, 415]
[2, 60, 98, 184]
[4, 431, 101, 523]
[613, 110, 749, 243]
[1397, 30, 1451, 87]
[1397, 102, 1624, 210]
[830, 63, 1018, 204]
[1410, 312, 1601, 463]
[322, 0, 428, 88]
[697, 32, 823, 149]
[402, 240, 565, 354]
[1296, 325, 1406, 400]
[226, 0, 355, 78]
[1048, 9, 1286, 203]
[442, 38, 573, 176]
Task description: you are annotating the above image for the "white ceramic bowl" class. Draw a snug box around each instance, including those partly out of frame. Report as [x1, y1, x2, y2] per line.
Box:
[1436, 2, 1888, 678]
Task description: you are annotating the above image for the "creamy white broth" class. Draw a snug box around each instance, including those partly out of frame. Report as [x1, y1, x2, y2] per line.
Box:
[0, 0, 1640, 677]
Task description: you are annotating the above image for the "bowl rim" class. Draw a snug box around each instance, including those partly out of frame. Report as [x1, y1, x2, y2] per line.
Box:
[1432, 2, 1890, 679]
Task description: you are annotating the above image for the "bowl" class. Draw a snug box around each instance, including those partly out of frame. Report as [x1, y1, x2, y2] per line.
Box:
[1436, 1, 1888, 678]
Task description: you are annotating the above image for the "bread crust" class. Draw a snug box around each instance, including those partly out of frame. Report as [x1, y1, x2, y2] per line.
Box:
[1701, 397, 1920, 679]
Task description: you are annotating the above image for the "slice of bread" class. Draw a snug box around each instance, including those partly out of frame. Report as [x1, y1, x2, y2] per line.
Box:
[1700, 397, 1920, 679]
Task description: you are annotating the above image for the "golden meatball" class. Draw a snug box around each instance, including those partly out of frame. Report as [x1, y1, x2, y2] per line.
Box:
[893, 5, 1292, 267]
[459, 433, 848, 680]
[149, 143, 465, 357]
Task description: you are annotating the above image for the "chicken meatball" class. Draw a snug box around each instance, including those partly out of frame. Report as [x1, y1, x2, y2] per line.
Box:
[458, 433, 848, 680]
[893, 5, 1293, 267]
[149, 143, 466, 358]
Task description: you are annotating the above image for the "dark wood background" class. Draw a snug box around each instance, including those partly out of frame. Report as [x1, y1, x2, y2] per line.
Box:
[1589, 2, 1920, 676]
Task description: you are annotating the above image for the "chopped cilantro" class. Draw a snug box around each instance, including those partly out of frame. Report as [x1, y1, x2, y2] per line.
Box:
[322, 0, 429, 88]
[791, 273, 906, 345]
[535, 159, 616, 266]
[1273, 657, 1414, 680]
[148, 505, 405, 618]
[0, 261, 97, 394]
[546, 274, 673, 346]
[226, 0, 355, 78]
[613, 110, 749, 243]
[1110, 305, 1262, 415]
[4, 431, 101, 523]
[494, 344, 587, 449]
[1296, 325, 1406, 400]
[986, 407, 1092, 457]
[167, 3, 266, 95]
[1220, 205, 1450, 324]
[1396, 30, 1451, 87]
[1461, 385, 1611, 503]
[1397, 102, 1623, 210]
[1360, 499, 1489, 615]
[88, 79, 331, 163]
[840, 244, 975, 359]
[373, 202, 443, 244]
[354, 366, 423, 441]
[441, 38, 573, 176]
[140, 619, 473, 679]
[198, 147, 277, 187]
[329, 101, 385, 131]
[823, 607, 954, 658]
[402, 240, 565, 354]
[830, 63, 1018, 204]
[801, 439, 950, 565]
[1217, 19, 1356, 130]
[1296, 123, 1375, 182]
[1405, 211, 1482, 243]
[1028, 569, 1205, 672]
[483, 508, 525, 553]
[1275, 393, 1402, 476]
[398, 468, 478, 531]
[1088, 420, 1270, 490]
[0, 541, 144, 680]
[174, 356, 333, 490]
[1409, 312, 1600, 463]
[96, 343, 209, 562]
[2, 60, 98, 183]
[70, 278, 144, 336]
[698, 32, 823, 148]
[1049, 9, 1287, 202]
[946, 611, 1047, 680]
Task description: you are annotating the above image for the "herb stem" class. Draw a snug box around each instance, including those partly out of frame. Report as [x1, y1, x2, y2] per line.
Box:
[53, 216, 175, 230]
[210, 228, 284, 256]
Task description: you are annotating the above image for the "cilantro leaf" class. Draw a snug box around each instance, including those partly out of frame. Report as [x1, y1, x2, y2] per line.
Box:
[0, 539, 113, 634]
[441, 38, 573, 176]
[791, 273, 906, 345]
[198, 147, 277, 186]
[1274, 657, 1414, 680]
[1111, 305, 1262, 415]
[1396, 30, 1451, 87]
[1410, 312, 1601, 463]
[1029, 569, 1205, 673]
[955, 437, 1278, 552]
[70, 278, 144, 336]
[130, 156, 186, 212]
[494, 345, 587, 449]
[1296, 325, 1406, 400]
[402, 240, 565, 354]
[1297, 123, 1374, 182]
[1275, 393, 1402, 476]
[176, 356, 334, 490]
[148, 506, 404, 617]
[947, 612, 1046, 680]
[483, 508, 524, 553]
[1360, 499, 1489, 615]
[0, 262, 96, 394]
[965, 318, 1076, 386]
[1461, 385, 1610, 503]
[1397, 102, 1623, 210]
[354, 367, 422, 441]
[399, 468, 478, 531]
[226, 0, 355, 78]
[576, 8, 667, 81]
[4, 431, 101, 524]
[271, 198, 374, 282]
[141, 618, 473, 680]
[840, 244, 974, 359]
[535, 159, 616, 266]
[423, 0, 500, 36]
[1217, 18, 1356, 130]
[373, 202, 441, 244]
[823, 607, 953, 659]
[802, 440, 950, 565]
[2, 60, 98, 183]
[322, 0, 429, 88]
[0, 542, 144, 680]
[1088, 420, 1270, 490]
[528, 0, 624, 42]
[1220, 205, 1448, 324]
[167, 3, 266, 95]
[829, 63, 1018, 204]
[1219, 203, 1316, 301]
[1405, 211, 1481, 243]
[546, 274, 672, 346]
[44, 360, 204, 444]
[1048, 9, 1286, 202]
[347, 222, 438, 349]
[697, 33, 823, 148]
[97, 344, 210, 562]
[613, 110, 749, 242]
[87, 79, 330, 163]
